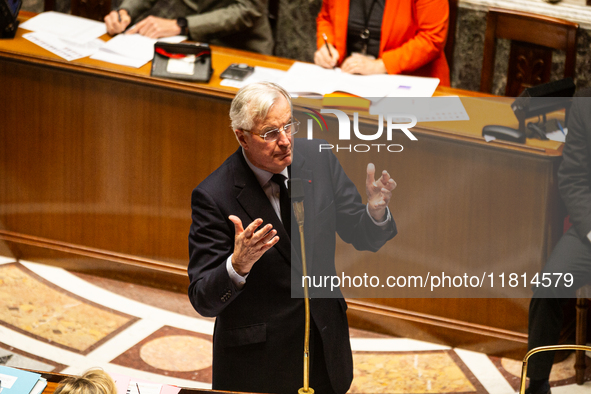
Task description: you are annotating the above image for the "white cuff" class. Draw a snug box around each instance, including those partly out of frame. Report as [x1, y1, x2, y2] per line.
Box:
[366, 205, 391, 226]
[226, 255, 248, 289]
[587, 230, 591, 243]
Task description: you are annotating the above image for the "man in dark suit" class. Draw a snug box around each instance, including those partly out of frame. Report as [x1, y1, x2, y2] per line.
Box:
[188, 82, 397, 394]
[527, 91, 591, 394]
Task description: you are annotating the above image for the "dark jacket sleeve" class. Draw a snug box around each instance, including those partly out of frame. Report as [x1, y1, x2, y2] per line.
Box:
[188, 186, 241, 317]
[186, 0, 263, 41]
[558, 91, 591, 241]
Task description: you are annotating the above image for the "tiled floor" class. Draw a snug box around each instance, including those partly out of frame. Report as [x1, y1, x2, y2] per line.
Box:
[1, 255, 590, 393]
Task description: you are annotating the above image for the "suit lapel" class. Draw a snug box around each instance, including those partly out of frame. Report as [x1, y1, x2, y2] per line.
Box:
[232, 149, 293, 264]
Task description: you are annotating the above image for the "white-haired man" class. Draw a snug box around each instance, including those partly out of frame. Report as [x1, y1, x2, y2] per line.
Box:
[188, 82, 397, 393]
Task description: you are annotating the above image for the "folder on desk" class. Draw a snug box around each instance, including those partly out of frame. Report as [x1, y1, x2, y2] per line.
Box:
[322, 92, 371, 110]
[0, 366, 47, 394]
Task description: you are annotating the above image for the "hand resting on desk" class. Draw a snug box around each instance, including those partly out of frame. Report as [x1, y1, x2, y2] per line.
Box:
[104, 11, 181, 39]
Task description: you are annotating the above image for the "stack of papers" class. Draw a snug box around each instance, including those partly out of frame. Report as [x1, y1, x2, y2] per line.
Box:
[19, 11, 186, 68]
[220, 62, 440, 99]
[90, 34, 186, 68]
[0, 366, 47, 394]
[20, 11, 106, 61]
[277, 62, 440, 99]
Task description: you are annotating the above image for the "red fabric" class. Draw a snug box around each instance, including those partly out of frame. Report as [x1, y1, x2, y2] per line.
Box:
[317, 0, 450, 86]
[564, 215, 573, 233]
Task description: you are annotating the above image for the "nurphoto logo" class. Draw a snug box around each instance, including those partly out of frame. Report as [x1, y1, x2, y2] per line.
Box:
[304, 108, 418, 153]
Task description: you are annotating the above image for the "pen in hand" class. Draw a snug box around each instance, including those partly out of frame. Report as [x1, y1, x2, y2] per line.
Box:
[322, 33, 333, 58]
[117, 9, 122, 22]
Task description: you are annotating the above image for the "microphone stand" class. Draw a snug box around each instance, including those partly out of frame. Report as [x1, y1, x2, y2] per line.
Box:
[290, 179, 314, 394]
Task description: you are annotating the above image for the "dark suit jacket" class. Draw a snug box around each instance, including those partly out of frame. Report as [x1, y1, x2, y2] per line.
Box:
[188, 138, 396, 394]
[558, 89, 591, 242]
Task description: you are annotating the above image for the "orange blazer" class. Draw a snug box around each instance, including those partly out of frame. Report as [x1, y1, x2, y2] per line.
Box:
[317, 0, 450, 86]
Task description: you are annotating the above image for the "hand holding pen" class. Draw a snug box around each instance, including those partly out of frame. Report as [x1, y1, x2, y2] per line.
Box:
[104, 9, 131, 35]
[314, 32, 339, 69]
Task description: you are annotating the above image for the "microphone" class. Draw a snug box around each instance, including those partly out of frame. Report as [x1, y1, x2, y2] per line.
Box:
[289, 178, 314, 394]
[289, 178, 305, 226]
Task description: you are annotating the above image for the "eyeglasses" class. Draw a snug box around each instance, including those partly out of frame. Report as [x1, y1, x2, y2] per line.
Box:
[247, 120, 300, 142]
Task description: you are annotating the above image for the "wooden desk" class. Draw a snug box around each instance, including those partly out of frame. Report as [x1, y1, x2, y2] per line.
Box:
[0, 12, 566, 358]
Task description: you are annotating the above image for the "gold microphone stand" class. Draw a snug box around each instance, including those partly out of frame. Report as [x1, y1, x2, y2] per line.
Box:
[519, 344, 591, 394]
[293, 195, 314, 394]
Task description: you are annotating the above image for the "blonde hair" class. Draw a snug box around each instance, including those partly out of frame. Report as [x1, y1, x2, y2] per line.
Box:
[54, 369, 117, 394]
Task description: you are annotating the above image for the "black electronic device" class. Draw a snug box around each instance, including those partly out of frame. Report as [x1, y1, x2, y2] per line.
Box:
[482, 125, 526, 143]
[511, 78, 576, 132]
[526, 122, 549, 140]
[220, 63, 254, 81]
[0, 0, 21, 39]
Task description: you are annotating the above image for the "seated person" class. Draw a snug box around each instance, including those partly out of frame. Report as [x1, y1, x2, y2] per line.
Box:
[54, 369, 116, 394]
[526, 90, 591, 394]
[104, 0, 273, 55]
[314, 0, 450, 85]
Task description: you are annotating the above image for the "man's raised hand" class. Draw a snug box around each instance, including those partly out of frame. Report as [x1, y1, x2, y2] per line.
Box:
[229, 216, 279, 276]
[365, 163, 396, 221]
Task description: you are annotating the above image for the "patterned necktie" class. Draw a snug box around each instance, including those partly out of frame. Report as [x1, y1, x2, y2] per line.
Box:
[271, 173, 290, 238]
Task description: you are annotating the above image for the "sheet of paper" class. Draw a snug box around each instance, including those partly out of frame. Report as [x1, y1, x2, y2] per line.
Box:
[546, 127, 567, 142]
[278, 62, 339, 95]
[109, 372, 131, 394]
[108, 372, 180, 394]
[29, 378, 47, 394]
[20, 11, 106, 44]
[369, 96, 470, 122]
[127, 380, 162, 394]
[220, 66, 287, 89]
[0, 373, 18, 389]
[90, 34, 185, 68]
[277, 62, 440, 98]
[24, 31, 104, 61]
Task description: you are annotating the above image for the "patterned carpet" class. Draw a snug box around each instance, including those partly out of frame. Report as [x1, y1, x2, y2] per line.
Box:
[1, 255, 590, 393]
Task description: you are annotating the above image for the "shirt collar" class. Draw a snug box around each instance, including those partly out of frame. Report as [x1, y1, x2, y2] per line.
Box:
[242, 148, 289, 187]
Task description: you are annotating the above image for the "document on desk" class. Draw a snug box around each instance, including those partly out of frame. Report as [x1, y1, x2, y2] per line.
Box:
[23, 31, 104, 61]
[110, 372, 180, 394]
[278, 62, 440, 98]
[20, 11, 107, 43]
[369, 96, 470, 122]
[90, 34, 186, 68]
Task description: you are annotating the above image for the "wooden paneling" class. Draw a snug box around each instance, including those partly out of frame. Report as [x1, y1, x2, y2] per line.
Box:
[0, 60, 236, 265]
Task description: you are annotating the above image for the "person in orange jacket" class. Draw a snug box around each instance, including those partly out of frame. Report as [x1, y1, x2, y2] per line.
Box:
[314, 0, 450, 86]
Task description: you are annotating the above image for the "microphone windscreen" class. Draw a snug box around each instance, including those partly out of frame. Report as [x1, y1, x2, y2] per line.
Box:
[288, 178, 305, 202]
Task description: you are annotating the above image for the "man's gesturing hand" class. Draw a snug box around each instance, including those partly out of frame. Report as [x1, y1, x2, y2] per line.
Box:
[229, 216, 279, 276]
[366, 163, 396, 222]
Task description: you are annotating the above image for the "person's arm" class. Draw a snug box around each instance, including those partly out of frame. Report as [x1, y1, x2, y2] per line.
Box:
[188, 186, 278, 317]
[188, 187, 241, 317]
[117, 0, 156, 22]
[315, 0, 341, 68]
[380, 0, 448, 75]
[558, 93, 591, 242]
[186, 0, 264, 41]
[326, 149, 397, 251]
